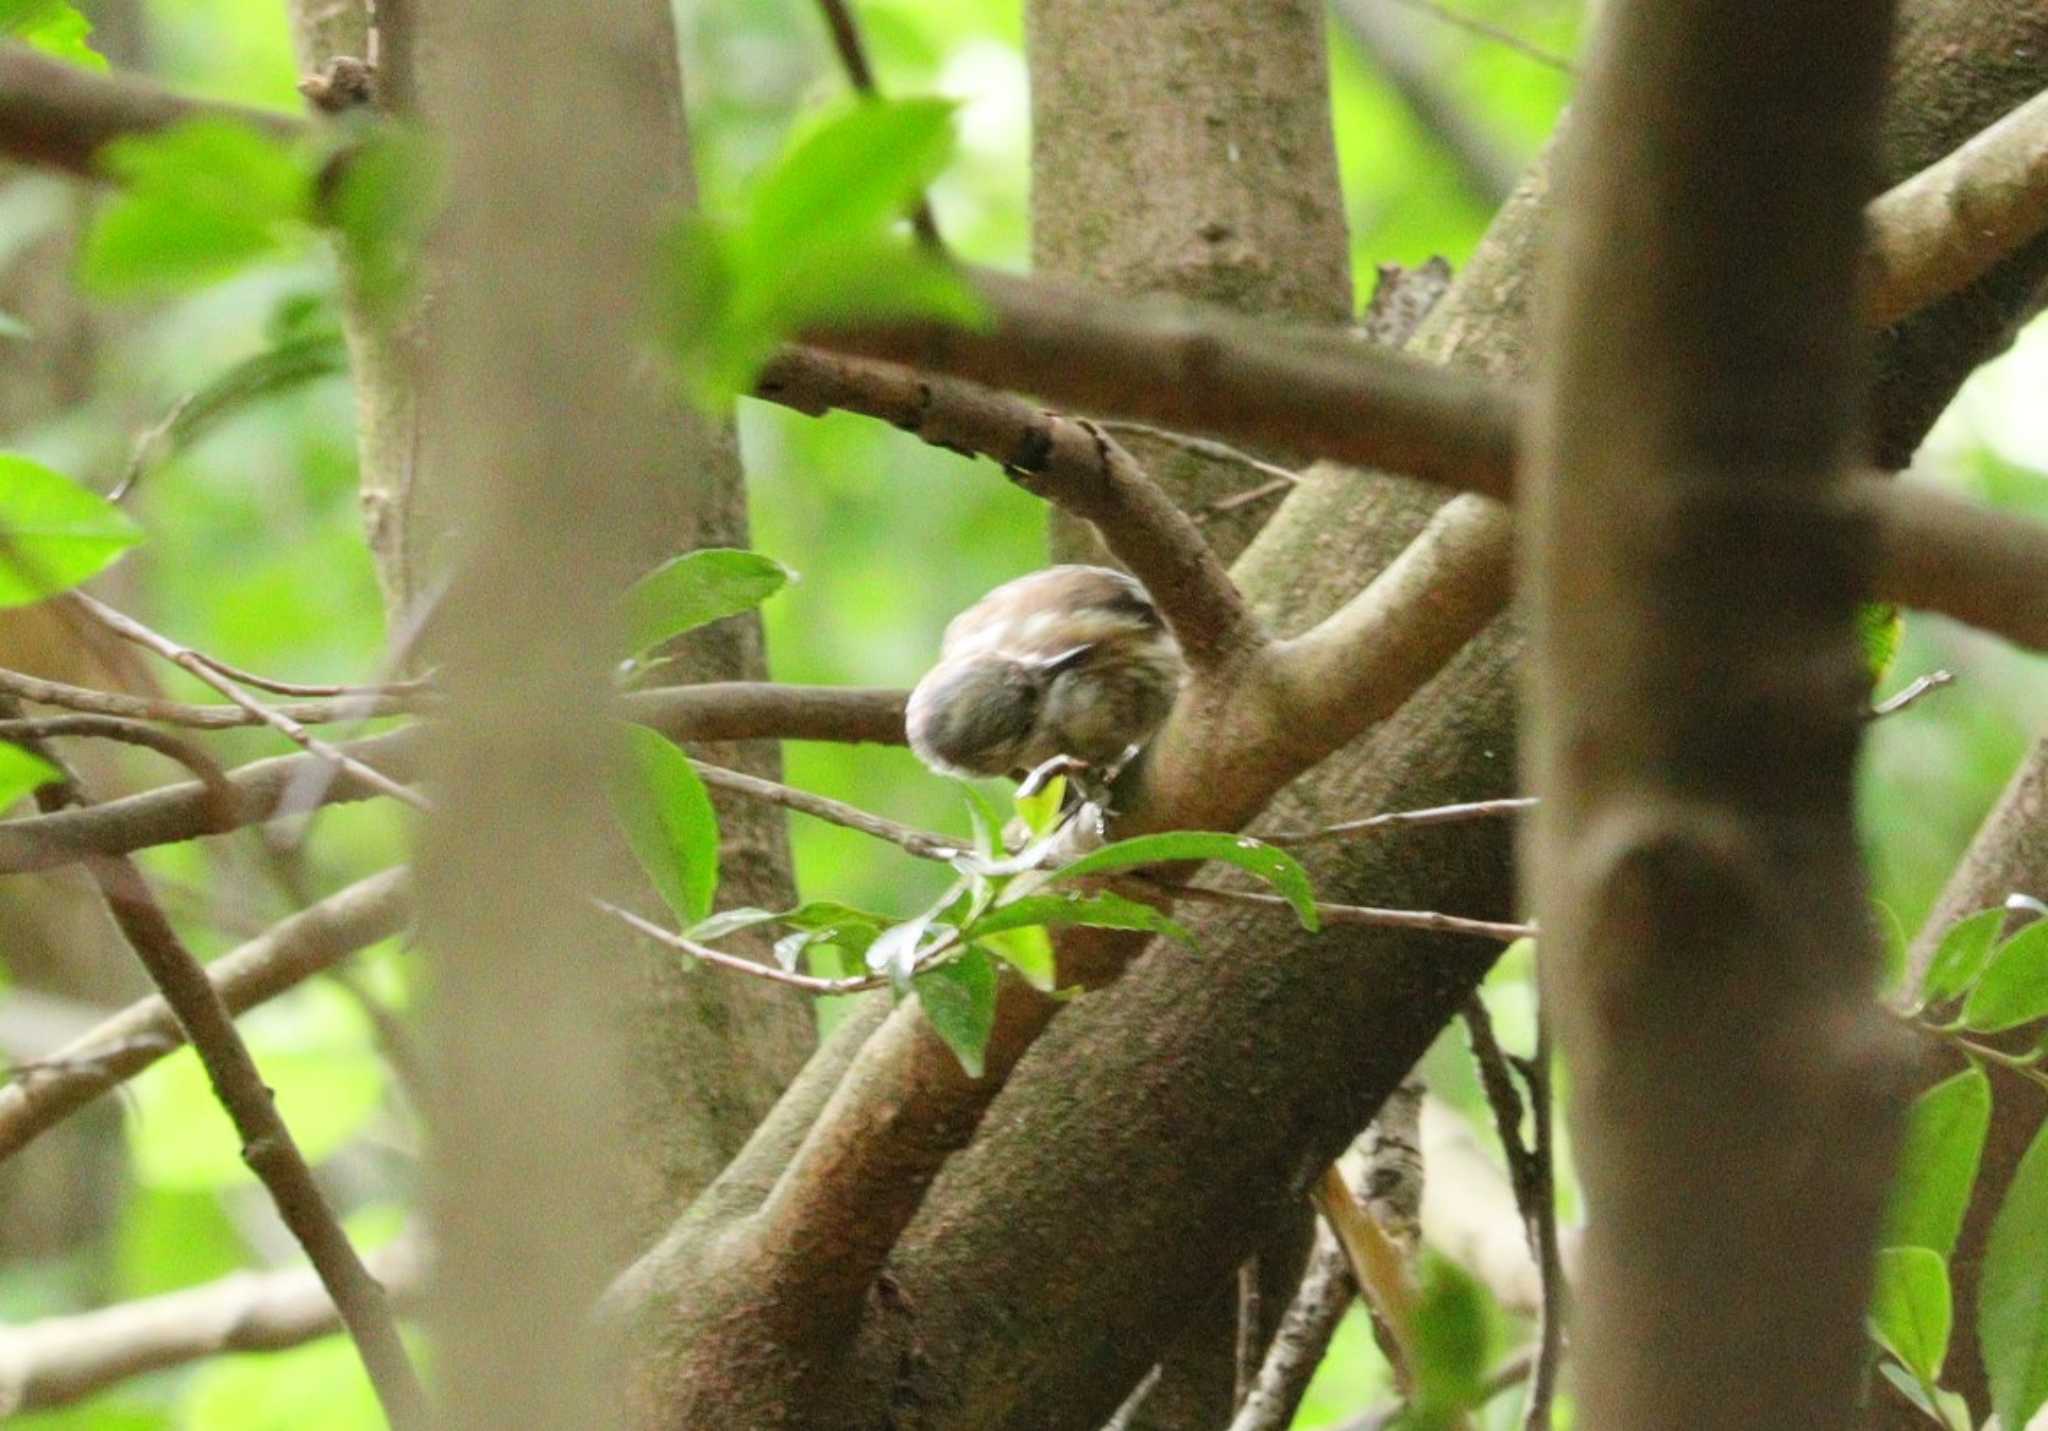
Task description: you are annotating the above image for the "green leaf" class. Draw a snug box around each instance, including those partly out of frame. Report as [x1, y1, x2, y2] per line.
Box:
[970, 891, 1193, 945]
[0, 453, 143, 606]
[1049, 831, 1320, 931]
[1410, 1255, 1489, 1421]
[1960, 921, 2048, 1033]
[914, 946, 997, 1078]
[1981, 1116, 2048, 1430]
[1884, 1066, 1991, 1259]
[1875, 1363, 1973, 1431]
[326, 124, 443, 322]
[1861, 602, 1904, 682]
[610, 724, 719, 925]
[82, 120, 313, 295]
[1877, 899, 1911, 999]
[753, 235, 985, 335]
[623, 548, 792, 657]
[1014, 775, 1067, 838]
[1923, 907, 2009, 1007]
[742, 97, 956, 258]
[128, 331, 349, 491]
[0, 741, 60, 808]
[1870, 1246, 1952, 1383]
[1, 0, 107, 70]
[979, 923, 1056, 991]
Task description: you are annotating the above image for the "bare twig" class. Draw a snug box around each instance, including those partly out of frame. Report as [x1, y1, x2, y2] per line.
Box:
[0, 684, 910, 875]
[1130, 878, 1535, 943]
[0, 662, 426, 726]
[1225, 1222, 1357, 1431]
[1515, 1009, 1563, 1431]
[1867, 668, 1954, 720]
[1379, 0, 1576, 75]
[70, 594, 432, 811]
[10, 736, 424, 1427]
[1102, 1365, 1165, 1431]
[812, 0, 941, 247]
[0, 714, 237, 827]
[1312, 1165, 1427, 1397]
[0, 1235, 426, 1414]
[1093, 419, 1304, 487]
[688, 757, 965, 861]
[0, 868, 410, 1161]
[599, 899, 883, 994]
[1235, 1256, 1264, 1411]
[1332, 0, 1522, 206]
[1260, 794, 1538, 846]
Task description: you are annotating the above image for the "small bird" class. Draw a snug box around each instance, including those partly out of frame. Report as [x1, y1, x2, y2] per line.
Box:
[906, 565, 1187, 788]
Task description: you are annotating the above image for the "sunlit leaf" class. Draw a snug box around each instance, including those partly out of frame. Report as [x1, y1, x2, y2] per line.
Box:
[184, 1329, 383, 1430]
[1049, 831, 1320, 931]
[1922, 907, 2008, 1008]
[979, 923, 1056, 991]
[610, 724, 720, 925]
[1861, 602, 1903, 682]
[1870, 1246, 1952, 1384]
[1014, 776, 1066, 838]
[82, 119, 313, 294]
[914, 946, 997, 1078]
[1884, 1066, 1990, 1259]
[742, 97, 956, 258]
[970, 891, 1192, 945]
[1960, 921, 2048, 1034]
[623, 548, 792, 657]
[0, 0, 106, 70]
[0, 453, 143, 606]
[1981, 1117, 2048, 1430]
[0, 741, 60, 809]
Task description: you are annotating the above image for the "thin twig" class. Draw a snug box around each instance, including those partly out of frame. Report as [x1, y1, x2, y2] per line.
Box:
[1328, 1347, 1538, 1431]
[1225, 1222, 1357, 1431]
[1196, 477, 1294, 522]
[0, 714, 237, 829]
[1312, 1165, 1426, 1398]
[598, 899, 885, 993]
[688, 758, 967, 861]
[812, 0, 942, 247]
[1131, 878, 1536, 942]
[1514, 1006, 1563, 1431]
[1867, 668, 1954, 720]
[1093, 419, 1304, 487]
[0, 868, 411, 1162]
[1380, 0, 1576, 75]
[0, 663, 427, 727]
[1235, 1255, 1264, 1411]
[9, 734, 424, 1426]
[1260, 794, 1538, 846]
[69, 594, 431, 811]
[1102, 1365, 1165, 1431]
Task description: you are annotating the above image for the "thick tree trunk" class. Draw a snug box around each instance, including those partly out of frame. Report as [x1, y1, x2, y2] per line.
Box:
[1526, 1, 1897, 1427]
[288, 0, 813, 1253]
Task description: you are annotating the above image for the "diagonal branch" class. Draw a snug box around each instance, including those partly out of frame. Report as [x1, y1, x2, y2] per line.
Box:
[0, 867, 411, 1162]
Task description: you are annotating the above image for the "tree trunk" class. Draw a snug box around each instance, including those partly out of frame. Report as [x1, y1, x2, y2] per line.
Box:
[1526, 0, 1897, 1426]
[288, 0, 814, 1255]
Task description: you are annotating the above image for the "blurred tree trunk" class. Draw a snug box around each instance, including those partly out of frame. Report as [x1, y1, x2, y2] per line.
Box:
[287, 0, 814, 1252]
[1526, 0, 1897, 1425]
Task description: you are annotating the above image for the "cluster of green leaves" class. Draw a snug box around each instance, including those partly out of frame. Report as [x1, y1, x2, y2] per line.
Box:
[656, 96, 986, 405]
[1871, 908, 2048, 1430]
[603, 546, 1320, 1077]
[1, 0, 105, 70]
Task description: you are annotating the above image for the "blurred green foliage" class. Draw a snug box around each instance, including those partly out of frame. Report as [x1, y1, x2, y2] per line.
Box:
[0, 0, 2041, 1426]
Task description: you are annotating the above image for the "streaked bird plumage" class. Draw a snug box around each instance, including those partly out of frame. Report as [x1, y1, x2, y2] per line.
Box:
[906, 565, 1187, 781]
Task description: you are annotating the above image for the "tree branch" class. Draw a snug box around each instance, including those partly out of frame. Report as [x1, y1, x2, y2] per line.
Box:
[13, 740, 424, 1426]
[0, 1235, 425, 1414]
[0, 683, 907, 874]
[0, 867, 411, 1161]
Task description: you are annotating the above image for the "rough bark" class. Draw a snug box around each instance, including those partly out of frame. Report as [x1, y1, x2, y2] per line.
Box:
[1026, 0, 1352, 1420]
[1525, 1, 1898, 1427]
[1028, 0, 1352, 566]
[806, 3, 2048, 1427]
[289, 0, 813, 1255]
